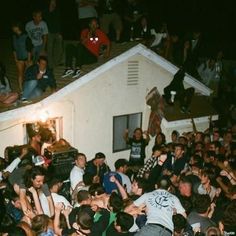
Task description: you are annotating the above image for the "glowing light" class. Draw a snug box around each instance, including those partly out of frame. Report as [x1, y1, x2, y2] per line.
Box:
[39, 110, 49, 122]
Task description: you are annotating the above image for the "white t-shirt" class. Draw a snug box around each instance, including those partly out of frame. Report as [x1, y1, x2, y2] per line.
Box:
[150, 29, 167, 47]
[134, 189, 185, 231]
[52, 192, 72, 208]
[70, 165, 84, 191]
[39, 192, 52, 216]
[25, 20, 48, 46]
[197, 184, 217, 202]
[197, 62, 217, 86]
[39, 192, 72, 216]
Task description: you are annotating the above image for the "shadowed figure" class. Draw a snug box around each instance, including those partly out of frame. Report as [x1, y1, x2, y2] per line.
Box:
[163, 67, 195, 114]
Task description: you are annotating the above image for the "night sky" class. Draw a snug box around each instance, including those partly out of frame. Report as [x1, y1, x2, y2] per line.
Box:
[0, 0, 236, 59]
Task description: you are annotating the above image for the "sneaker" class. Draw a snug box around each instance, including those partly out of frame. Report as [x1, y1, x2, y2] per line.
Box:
[61, 68, 74, 78]
[72, 69, 81, 78]
[21, 98, 31, 104]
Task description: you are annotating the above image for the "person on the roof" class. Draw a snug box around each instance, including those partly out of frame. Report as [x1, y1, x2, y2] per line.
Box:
[62, 18, 110, 79]
[21, 55, 56, 102]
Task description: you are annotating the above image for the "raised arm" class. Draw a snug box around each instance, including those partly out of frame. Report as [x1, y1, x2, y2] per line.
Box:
[28, 186, 44, 214]
[143, 130, 150, 144]
[54, 203, 64, 236]
[123, 129, 129, 143]
[110, 175, 128, 200]
[19, 188, 33, 216]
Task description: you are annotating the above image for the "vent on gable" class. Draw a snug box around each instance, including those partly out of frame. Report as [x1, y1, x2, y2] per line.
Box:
[127, 60, 139, 86]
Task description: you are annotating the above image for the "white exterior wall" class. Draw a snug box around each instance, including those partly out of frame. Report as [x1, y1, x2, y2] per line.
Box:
[0, 120, 25, 156]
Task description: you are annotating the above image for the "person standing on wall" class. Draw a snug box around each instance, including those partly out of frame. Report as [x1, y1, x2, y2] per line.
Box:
[123, 127, 150, 177]
[25, 9, 48, 63]
[43, 0, 64, 69]
[12, 22, 32, 92]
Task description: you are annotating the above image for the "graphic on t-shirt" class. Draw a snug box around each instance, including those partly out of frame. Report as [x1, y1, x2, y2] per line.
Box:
[148, 191, 174, 211]
[130, 142, 141, 159]
[29, 27, 44, 43]
[26, 21, 48, 46]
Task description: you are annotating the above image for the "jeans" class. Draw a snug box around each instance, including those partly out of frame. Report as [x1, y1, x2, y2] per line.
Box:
[135, 224, 172, 236]
[32, 44, 44, 63]
[22, 80, 43, 99]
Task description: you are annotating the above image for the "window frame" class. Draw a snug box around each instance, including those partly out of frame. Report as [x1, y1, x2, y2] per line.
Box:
[23, 117, 63, 144]
[112, 112, 142, 153]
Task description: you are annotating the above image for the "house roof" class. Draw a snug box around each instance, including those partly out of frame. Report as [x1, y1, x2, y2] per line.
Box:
[0, 40, 212, 122]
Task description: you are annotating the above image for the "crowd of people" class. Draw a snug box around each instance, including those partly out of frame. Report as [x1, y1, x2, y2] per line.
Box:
[0, 1, 236, 235]
[0, 120, 236, 236]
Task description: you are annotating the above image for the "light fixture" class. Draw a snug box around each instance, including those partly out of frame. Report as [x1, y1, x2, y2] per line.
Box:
[39, 110, 49, 122]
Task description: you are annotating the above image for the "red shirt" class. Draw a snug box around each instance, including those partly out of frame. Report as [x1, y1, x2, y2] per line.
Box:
[81, 29, 110, 57]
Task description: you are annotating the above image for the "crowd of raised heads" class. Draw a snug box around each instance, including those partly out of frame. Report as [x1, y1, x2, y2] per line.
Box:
[0, 120, 236, 236]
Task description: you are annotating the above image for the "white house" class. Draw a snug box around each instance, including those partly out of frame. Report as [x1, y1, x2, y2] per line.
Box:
[0, 44, 217, 168]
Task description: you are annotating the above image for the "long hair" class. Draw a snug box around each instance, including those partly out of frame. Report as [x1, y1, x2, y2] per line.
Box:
[23, 166, 46, 188]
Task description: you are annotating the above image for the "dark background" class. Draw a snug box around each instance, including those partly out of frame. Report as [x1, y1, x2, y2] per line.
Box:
[0, 0, 236, 59]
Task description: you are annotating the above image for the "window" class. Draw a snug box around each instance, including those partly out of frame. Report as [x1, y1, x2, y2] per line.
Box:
[113, 113, 142, 152]
[23, 117, 63, 144]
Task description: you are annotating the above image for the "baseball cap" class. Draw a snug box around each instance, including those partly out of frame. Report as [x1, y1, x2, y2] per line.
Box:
[95, 152, 106, 159]
[32, 155, 51, 166]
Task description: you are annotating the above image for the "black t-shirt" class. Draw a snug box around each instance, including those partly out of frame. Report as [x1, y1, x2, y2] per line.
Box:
[163, 154, 187, 177]
[127, 138, 148, 166]
[173, 156, 187, 176]
[177, 193, 195, 215]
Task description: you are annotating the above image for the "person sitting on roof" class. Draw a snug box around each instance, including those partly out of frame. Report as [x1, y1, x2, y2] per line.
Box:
[0, 62, 19, 106]
[62, 18, 110, 79]
[21, 55, 56, 102]
[163, 67, 195, 114]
